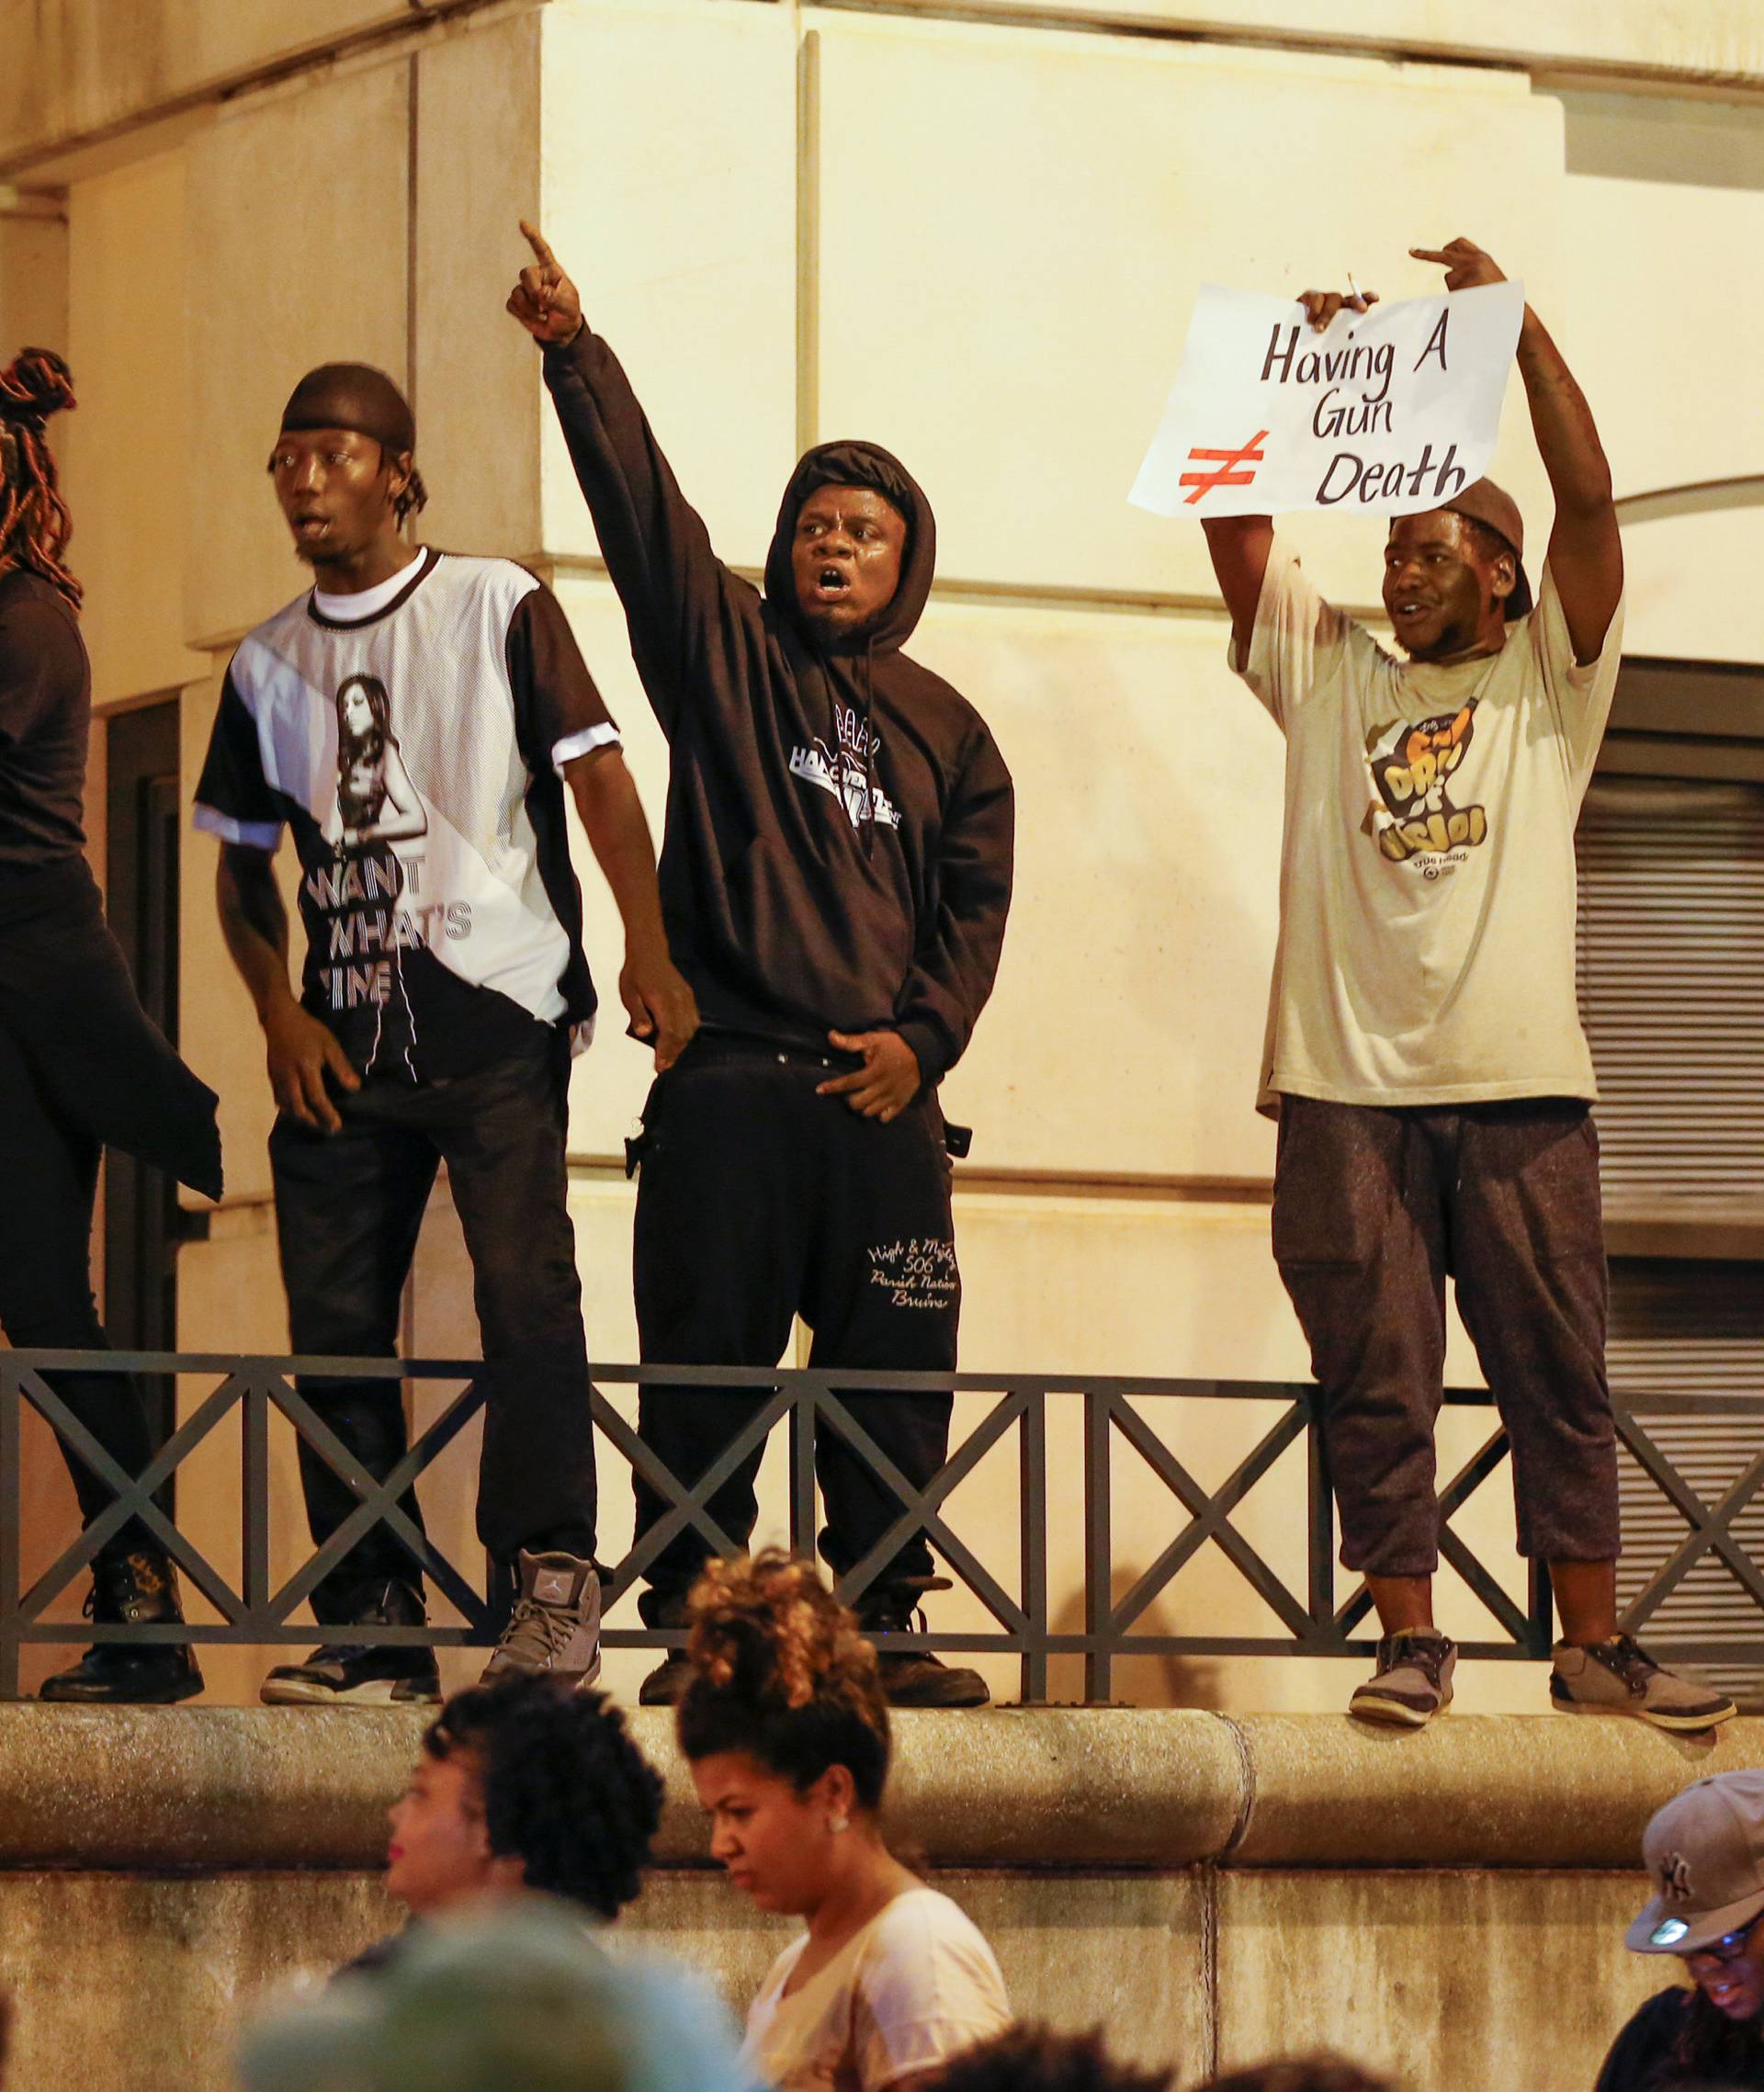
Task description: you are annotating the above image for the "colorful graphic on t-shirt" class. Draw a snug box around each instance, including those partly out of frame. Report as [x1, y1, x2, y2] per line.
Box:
[1364, 700, 1488, 863]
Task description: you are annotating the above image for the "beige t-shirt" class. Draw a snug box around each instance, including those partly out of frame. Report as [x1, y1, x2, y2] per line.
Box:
[740, 1887, 1011, 2092]
[1230, 540, 1623, 1113]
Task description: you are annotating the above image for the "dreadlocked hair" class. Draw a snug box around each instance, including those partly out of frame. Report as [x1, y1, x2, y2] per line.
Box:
[395, 463, 428, 528]
[676, 1549, 891, 1811]
[422, 1676, 663, 1920]
[0, 347, 79, 608]
[936, 2026, 1175, 2092]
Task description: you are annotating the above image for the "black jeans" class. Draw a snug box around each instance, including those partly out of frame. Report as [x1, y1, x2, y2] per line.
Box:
[269, 1029, 595, 1623]
[0, 1013, 159, 1552]
[1272, 1094, 1619, 1577]
[630, 1036, 960, 1621]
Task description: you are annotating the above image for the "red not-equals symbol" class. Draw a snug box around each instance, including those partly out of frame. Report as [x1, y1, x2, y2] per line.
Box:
[1181, 429, 1269, 504]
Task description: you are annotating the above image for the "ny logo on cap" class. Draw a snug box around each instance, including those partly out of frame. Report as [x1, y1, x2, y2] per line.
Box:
[1660, 1853, 1695, 1904]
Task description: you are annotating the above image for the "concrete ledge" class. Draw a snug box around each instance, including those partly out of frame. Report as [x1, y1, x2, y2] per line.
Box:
[1, 1705, 1755, 1872]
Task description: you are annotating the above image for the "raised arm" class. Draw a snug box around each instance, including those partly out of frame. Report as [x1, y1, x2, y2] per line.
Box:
[1201, 285, 1373, 659]
[505, 221, 737, 724]
[1412, 239, 1622, 662]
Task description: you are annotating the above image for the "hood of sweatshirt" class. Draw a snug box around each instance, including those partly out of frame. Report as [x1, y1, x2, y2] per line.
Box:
[763, 439, 936, 655]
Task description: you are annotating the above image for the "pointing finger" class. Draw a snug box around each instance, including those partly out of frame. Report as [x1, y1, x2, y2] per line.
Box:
[520, 220, 559, 267]
[1408, 248, 1456, 265]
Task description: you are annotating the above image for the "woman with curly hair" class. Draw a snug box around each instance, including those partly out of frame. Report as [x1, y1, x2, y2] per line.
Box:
[678, 1550, 1011, 2092]
[346, 1673, 665, 1975]
[0, 346, 221, 1704]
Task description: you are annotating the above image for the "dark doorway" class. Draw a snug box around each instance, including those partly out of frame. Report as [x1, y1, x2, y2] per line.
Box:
[104, 699, 183, 1450]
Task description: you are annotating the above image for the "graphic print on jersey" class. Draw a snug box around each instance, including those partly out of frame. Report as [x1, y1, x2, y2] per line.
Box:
[315, 673, 433, 1076]
[787, 701, 902, 831]
[1363, 699, 1488, 866]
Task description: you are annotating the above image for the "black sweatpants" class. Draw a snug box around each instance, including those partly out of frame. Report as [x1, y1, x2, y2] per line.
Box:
[269, 1028, 596, 1623]
[0, 1012, 159, 1549]
[1272, 1093, 1620, 1578]
[630, 1036, 959, 1620]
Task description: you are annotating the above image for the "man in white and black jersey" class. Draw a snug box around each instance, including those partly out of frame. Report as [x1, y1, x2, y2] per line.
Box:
[195, 363, 696, 1704]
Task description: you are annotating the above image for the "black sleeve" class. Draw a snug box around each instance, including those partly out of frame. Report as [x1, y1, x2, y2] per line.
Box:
[1593, 1990, 1684, 2092]
[0, 588, 79, 752]
[504, 581, 620, 777]
[539, 328, 756, 739]
[893, 719, 1015, 1083]
[192, 664, 286, 850]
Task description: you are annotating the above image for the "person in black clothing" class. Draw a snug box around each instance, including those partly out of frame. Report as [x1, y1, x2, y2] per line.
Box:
[1597, 1770, 1764, 2092]
[505, 224, 1014, 1710]
[197, 362, 697, 1703]
[0, 346, 223, 1705]
[344, 1673, 663, 1977]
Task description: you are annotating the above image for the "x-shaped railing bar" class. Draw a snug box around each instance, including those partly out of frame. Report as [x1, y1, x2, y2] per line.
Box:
[5, 1356, 1763, 1698]
[261, 1374, 491, 1628]
[592, 1385, 780, 1611]
[1103, 1393, 1314, 1643]
[820, 1385, 1029, 1634]
[6, 1362, 250, 1625]
[1614, 1414, 1764, 1626]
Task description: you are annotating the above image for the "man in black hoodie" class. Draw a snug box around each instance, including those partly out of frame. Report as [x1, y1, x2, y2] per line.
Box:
[507, 223, 1014, 1708]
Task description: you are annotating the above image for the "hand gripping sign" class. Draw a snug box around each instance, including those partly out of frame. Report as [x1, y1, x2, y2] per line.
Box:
[1130, 280, 1524, 518]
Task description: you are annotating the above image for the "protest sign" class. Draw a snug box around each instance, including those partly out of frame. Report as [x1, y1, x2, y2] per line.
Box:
[1129, 280, 1524, 518]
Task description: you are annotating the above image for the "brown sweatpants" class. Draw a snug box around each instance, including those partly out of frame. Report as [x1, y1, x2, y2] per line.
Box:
[1272, 1093, 1621, 1577]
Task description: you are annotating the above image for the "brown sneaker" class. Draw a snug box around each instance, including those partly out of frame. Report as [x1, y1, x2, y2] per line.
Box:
[481, 1551, 601, 1690]
[1349, 1630, 1456, 1727]
[1551, 1635, 1736, 1732]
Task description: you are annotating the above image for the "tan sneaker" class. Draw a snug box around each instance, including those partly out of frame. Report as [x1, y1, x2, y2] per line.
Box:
[1349, 1630, 1456, 1727]
[1551, 1634, 1736, 1732]
[481, 1551, 601, 1690]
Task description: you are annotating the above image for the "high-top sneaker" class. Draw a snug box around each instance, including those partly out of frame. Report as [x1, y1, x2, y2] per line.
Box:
[260, 1576, 439, 1706]
[39, 1544, 204, 1704]
[481, 1550, 601, 1690]
[857, 1577, 990, 1710]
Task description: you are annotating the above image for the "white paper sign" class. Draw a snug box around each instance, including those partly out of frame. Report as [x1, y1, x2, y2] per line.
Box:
[1129, 280, 1524, 519]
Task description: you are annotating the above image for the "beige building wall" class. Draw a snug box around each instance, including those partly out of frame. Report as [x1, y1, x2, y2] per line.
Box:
[2, 0, 1759, 1707]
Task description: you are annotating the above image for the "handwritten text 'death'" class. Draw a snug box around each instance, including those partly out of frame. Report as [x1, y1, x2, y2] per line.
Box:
[1130, 280, 1523, 519]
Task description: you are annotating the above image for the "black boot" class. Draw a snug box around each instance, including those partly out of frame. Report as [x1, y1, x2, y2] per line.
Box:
[39, 1544, 204, 1705]
[856, 1577, 990, 1710]
[637, 1589, 695, 1707]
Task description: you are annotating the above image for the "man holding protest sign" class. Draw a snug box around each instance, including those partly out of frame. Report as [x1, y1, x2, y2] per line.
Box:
[1197, 237, 1733, 1732]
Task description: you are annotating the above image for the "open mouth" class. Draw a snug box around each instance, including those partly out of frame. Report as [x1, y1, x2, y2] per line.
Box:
[294, 515, 331, 541]
[813, 565, 851, 598]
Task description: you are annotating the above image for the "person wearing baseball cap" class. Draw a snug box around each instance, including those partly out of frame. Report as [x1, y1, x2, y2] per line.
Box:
[1199, 238, 1734, 1732]
[1596, 1771, 1764, 2092]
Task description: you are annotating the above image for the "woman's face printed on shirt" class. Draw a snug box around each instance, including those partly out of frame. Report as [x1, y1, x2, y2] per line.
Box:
[691, 1750, 846, 1917]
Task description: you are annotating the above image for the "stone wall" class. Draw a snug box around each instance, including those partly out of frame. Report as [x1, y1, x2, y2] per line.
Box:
[0, 1704, 1744, 2092]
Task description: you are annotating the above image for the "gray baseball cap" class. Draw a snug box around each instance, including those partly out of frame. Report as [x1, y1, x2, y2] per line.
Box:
[1628, 1770, 1764, 1954]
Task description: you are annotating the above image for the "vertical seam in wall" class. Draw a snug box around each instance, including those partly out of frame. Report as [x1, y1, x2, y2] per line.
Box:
[796, 22, 820, 458]
[1209, 1712, 1256, 2072]
[406, 53, 420, 424]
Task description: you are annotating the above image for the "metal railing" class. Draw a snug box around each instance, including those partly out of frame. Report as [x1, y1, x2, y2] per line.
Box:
[2, 1350, 1760, 1702]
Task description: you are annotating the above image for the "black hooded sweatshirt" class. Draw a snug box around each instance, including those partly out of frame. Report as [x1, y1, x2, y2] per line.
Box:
[540, 329, 1013, 1088]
